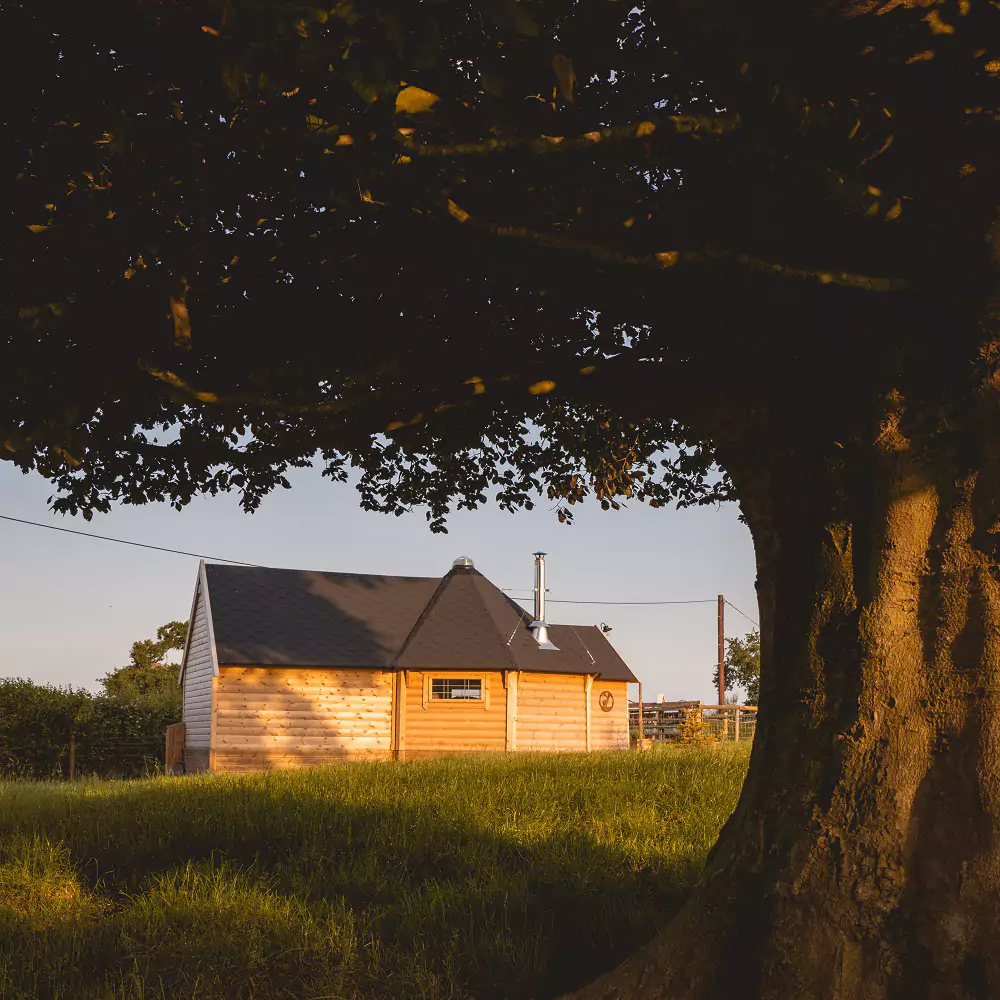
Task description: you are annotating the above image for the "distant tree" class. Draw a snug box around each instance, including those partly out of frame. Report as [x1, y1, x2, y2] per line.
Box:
[712, 630, 761, 706]
[99, 620, 187, 713]
[677, 706, 716, 746]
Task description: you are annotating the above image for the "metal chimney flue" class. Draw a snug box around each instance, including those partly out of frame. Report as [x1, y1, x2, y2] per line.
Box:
[534, 551, 546, 623]
[529, 552, 559, 650]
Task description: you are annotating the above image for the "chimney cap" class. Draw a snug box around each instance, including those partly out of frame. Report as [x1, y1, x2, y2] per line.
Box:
[452, 556, 475, 569]
[533, 551, 546, 557]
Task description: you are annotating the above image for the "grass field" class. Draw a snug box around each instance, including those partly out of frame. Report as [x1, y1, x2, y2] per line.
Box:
[0, 746, 749, 1000]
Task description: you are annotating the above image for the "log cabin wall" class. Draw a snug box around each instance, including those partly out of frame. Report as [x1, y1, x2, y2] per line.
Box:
[589, 680, 630, 749]
[401, 670, 507, 757]
[212, 667, 394, 772]
[516, 672, 589, 751]
[202, 667, 629, 770]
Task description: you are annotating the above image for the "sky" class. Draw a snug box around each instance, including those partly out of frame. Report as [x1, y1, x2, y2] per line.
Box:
[0, 461, 759, 703]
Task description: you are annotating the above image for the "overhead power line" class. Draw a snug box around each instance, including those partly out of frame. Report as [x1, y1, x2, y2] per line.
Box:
[504, 588, 760, 625]
[724, 599, 759, 628]
[503, 588, 719, 606]
[1, 513, 762, 626]
[0, 514, 257, 566]
[553, 597, 717, 606]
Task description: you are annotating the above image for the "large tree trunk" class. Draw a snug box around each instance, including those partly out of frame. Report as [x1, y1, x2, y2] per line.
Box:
[566, 382, 1000, 999]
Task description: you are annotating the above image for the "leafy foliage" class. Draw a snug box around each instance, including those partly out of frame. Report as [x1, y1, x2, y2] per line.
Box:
[0, 680, 92, 779]
[8, 0, 996, 528]
[676, 707, 716, 746]
[0, 678, 177, 780]
[712, 630, 761, 705]
[0, 621, 187, 778]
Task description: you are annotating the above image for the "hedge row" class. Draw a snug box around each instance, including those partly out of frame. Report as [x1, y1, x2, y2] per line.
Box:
[0, 678, 179, 780]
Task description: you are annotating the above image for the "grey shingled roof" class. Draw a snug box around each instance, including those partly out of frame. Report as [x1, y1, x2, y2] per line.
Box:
[205, 565, 439, 668]
[203, 563, 636, 681]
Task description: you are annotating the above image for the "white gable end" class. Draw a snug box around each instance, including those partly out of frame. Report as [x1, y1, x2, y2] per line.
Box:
[180, 564, 217, 749]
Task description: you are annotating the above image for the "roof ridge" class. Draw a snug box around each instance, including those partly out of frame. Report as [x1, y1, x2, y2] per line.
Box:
[569, 624, 597, 666]
[468, 574, 520, 670]
[206, 563, 437, 582]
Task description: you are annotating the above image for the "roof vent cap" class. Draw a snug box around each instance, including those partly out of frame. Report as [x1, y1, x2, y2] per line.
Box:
[452, 556, 475, 568]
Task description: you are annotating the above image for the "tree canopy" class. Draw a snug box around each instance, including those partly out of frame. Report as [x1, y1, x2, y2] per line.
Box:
[100, 619, 187, 712]
[713, 630, 761, 705]
[9, 0, 997, 528]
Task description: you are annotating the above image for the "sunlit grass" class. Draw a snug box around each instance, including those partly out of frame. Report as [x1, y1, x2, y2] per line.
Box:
[0, 746, 749, 1000]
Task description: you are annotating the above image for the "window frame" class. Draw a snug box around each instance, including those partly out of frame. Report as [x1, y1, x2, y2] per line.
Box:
[421, 672, 491, 710]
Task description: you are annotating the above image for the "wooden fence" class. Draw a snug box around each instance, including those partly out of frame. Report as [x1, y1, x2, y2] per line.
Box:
[629, 700, 757, 744]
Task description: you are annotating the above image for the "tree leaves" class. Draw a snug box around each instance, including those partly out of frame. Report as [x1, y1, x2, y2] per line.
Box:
[712, 631, 760, 705]
[481, 72, 505, 98]
[552, 54, 575, 103]
[528, 380, 557, 394]
[395, 85, 439, 114]
[170, 282, 191, 350]
[511, 2, 538, 37]
[6, 0, 992, 532]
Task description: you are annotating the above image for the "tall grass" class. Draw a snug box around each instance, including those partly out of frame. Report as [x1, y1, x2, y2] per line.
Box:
[0, 746, 749, 1000]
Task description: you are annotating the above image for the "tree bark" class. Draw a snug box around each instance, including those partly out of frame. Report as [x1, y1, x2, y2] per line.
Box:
[564, 377, 1000, 999]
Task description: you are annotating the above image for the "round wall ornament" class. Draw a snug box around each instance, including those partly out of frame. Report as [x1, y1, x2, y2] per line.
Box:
[599, 690, 615, 712]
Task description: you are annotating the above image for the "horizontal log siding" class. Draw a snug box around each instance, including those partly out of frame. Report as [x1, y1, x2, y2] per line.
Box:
[213, 667, 393, 771]
[517, 672, 588, 751]
[403, 671, 506, 753]
[182, 583, 214, 751]
[590, 680, 630, 749]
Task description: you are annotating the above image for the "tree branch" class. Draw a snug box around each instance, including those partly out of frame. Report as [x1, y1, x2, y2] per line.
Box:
[138, 363, 376, 414]
[445, 200, 908, 291]
[394, 115, 739, 159]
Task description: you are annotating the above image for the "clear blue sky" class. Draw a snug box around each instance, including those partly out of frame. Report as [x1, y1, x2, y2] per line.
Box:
[0, 461, 759, 702]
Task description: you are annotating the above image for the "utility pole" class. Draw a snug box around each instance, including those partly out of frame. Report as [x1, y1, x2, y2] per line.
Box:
[718, 594, 725, 706]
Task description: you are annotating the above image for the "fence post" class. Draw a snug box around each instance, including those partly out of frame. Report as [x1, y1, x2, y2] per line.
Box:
[637, 682, 644, 749]
[68, 733, 76, 781]
[735, 707, 741, 742]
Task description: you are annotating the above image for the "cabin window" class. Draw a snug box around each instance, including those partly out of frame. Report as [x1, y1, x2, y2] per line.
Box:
[431, 677, 483, 701]
[421, 673, 491, 709]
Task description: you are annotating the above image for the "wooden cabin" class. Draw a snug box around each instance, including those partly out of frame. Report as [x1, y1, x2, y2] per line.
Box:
[177, 555, 637, 772]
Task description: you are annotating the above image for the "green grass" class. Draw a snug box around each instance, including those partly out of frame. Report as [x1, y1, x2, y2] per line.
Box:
[0, 746, 749, 1000]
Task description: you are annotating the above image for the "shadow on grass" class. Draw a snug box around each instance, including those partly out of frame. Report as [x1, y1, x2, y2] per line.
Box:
[0, 750, 748, 1000]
